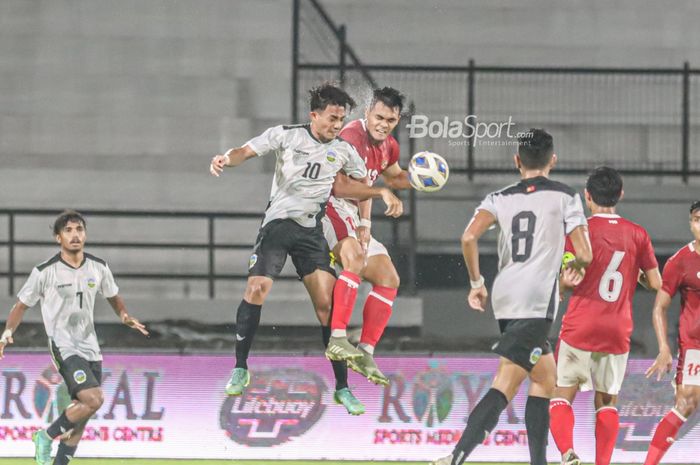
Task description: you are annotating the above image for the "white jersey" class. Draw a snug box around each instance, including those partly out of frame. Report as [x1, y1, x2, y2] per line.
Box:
[245, 124, 368, 228]
[17, 253, 119, 361]
[475, 176, 587, 320]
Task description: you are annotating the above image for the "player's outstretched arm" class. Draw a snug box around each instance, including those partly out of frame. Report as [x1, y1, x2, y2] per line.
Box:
[0, 301, 29, 359]
[462, 209, 497, 312]
[381, 163, 412, 190]
[209, 145, 258, 177]
[106, 295, 149, 336]
[567, 225, 593, 269]
[645, 289, 673, 381]
[333, 173, 403, 217]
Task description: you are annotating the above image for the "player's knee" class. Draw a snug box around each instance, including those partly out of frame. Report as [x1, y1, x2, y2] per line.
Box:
[676, 394, 700, 417]
[244, 280, 270, 303]
[82, 391, 104, 412]
[314, 299, 332, 321]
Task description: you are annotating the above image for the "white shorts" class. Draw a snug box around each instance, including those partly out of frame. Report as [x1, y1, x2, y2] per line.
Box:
[675, 345, 700, 387]
[322, 198, 389, 259]
[556, 339, 629, 395]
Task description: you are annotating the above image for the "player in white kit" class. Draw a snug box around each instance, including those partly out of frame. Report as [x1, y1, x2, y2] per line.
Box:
[0, 210, 148, 465]
[431, 129, 593, 465]
[209, 84, 402, 400]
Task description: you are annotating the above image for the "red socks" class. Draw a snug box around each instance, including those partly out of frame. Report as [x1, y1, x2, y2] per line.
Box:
[549, 398, 574, 454]
[595, 407, 619, 465]
[644, 409, 686, 465]
[360, 285, 397, 347]
[330, 271, 361, 331]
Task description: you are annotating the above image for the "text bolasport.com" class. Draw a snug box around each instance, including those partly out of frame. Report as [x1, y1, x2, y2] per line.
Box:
[406, 115, 532, 147]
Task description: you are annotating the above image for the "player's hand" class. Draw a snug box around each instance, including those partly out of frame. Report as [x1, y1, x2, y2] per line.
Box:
[380, 188, 403, 218]
[209, 154, 230, 177]
[357, 226, 370, 255]
[0, 332, 13, 360]
[122, 314, 149, 336]
[561, 266, 584, 289]
[467, 286, 488, 312]
[645, 348, 673, 381]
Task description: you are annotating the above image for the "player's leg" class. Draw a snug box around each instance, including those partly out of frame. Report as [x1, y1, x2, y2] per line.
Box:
[590, 351, 627, 465]
[644, 346, 700, 465]
[435, 319, 540, 465]
[296, 221, 365, 415]
[302, 269, 365, 415]
[550, 340, 593, 465]
[323, 202, 364, 359]
[52, 419, 86, 465]
[34, 354, 102, 465]
[348, 245, 398, 385]
[227, 220, 288, 395]
[526, 351, 556, 465]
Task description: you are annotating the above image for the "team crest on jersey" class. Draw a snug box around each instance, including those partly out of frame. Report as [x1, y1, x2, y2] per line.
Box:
[73, 370, 87, 384]
[326, 150, 337, 163]
[696, 271, 700, 279]
[529, 347, 543, 365]
[380, 158, 388, 170]
[248, 254, 258, 270]
[87, 278, 96, 289]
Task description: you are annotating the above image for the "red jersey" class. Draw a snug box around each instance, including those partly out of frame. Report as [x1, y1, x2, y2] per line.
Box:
[338, 119, 399, 186]
[661, 242, 700, 348]
[559, 214, 658, 354]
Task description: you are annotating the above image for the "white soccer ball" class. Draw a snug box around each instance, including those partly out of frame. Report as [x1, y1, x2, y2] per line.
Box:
[408, 151, 449, 192]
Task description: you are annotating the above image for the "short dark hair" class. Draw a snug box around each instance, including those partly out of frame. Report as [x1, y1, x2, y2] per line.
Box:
[586, 166, 623, 207]
[308, 83, 356, 113]
[518, 128, 554, 169]
[691, 200, 700, 215]
[53, 210, 86, 235]
[370, 87, 405, 113]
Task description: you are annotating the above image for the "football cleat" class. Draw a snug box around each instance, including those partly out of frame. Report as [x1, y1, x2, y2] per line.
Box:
[32, 430, 52, 465]
[561, 449, 581, 465]
[325, 336, 364, 361]
[347, 346, 390, 386]
[334, 387, 365, 415]
[225, 368, 250, 396]
[430, 453, 454, 465]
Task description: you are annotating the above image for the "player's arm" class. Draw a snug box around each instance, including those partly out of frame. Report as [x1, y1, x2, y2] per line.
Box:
[566, 225, 593, 270]
[0, 301, 29, 359]
[381, 162, 412, 190]
[209, 145, 258, 177]
[645, 289, 674, 381]
[462, 209, 497, 312]
[106, 295, 149, 336]
[638, 267, 662, 291]
[333, 173, 403, 218]
[357, 198, 372, 252]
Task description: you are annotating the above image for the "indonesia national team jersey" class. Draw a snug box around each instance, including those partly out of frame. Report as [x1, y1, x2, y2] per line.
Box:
[17, 253, 120, 362]
[476, 176, 587, 320]
[661, 242, 700, 348]
[245, 124, 367, 228]
[559, 214, 658, 354]
[328, 119, 400, 215]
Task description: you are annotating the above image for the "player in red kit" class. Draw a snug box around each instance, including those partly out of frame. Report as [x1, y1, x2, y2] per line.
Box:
[643, 200, 700, 465]
[322, 87, 414, 414]
[549, 167, 661, 465]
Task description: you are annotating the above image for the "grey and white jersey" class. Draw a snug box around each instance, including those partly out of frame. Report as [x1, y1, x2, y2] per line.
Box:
[245, 124, 368, 228]
[17, 253, 119, 362]
[475, 176, 587, 320]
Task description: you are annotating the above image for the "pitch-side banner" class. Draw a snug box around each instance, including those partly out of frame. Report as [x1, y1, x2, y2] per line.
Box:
[0, 354, 696, 462]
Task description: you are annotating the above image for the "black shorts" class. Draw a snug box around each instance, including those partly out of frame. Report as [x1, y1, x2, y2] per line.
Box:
[493, 318, 553, 372]
[50, 341, 102, 399]
[248, 219, 335, 280]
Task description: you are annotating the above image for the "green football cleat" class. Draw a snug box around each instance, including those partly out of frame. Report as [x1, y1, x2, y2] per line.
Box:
[334, 387, 365, 416]
[225, 368, 250, 396]
[562, 449, 581, 465]
[325, 336, 364, 361]
[347, 347, 390, 386]
[32, 429, 52, 465]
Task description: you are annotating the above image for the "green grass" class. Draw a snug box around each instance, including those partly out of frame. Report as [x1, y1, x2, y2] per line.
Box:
[0, 461, 429, 465]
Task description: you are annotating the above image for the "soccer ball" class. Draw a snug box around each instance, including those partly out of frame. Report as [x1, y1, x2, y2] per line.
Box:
[408, 151, 449, 192]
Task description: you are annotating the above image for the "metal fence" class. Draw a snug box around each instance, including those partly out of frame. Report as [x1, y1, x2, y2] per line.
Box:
[293, 0, 700, 182]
